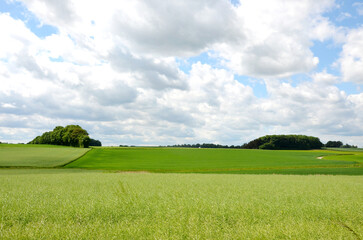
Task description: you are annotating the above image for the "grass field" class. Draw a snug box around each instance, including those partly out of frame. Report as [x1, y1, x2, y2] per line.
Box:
[0, 144, 90, 167]
[65, 147, 363, 175]
[0, 169, 362, 239]
[0, 145, 362, 239]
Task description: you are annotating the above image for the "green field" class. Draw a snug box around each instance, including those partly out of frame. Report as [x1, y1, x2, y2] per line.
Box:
[0, 144, 90, 167]
[1, 144, 362, 175]
[65, 147, 363, 175]
[0, 145, 362, 238]
[0, 169, 362, 239]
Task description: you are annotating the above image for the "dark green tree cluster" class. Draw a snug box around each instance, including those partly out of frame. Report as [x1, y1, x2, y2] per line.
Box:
[325, 141, 343, 148]
[28, 125, 101, 148]
[89, 139, 102, 146]
[243, 135, 323, 150]
[324, 141, 357, 148]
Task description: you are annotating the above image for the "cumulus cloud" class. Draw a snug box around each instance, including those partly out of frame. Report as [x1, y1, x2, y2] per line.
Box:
[0, 13, 39, 59]
[244, 77, 363, 146]
[311, 71, 339, 85]
[17, 0, 77, 27]
[108, 49, 187, 90]
[110, 0, 240, 56]
[338, 28, 363, 84]
[87, 82, 138, 107]
[16, 0, 240, 57]
[1, 0, 363, 147]
[216, 0, 337, 78]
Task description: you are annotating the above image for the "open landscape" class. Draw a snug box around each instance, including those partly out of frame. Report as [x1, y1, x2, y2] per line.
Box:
[0, 144, 362, 239]
[2, 0, 363, 239]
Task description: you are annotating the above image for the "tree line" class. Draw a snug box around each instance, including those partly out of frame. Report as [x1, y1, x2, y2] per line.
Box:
[166, 135, 362, 150]
[325, 141, 357, 148]
[28, 125, 101, 148]
[167, 143, 243, 149]
[167, 135, 324, 150]
[241, 135, 323, 150]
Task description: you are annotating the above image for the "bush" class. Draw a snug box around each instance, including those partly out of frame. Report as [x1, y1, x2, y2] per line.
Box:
[28, 125, 100, 148]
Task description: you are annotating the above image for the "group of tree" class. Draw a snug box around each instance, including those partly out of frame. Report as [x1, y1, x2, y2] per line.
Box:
[89, 138, 102, 147]
[28, 125, 101, 148]
[242, 135, 323, 150]
[324, 141, 357, 148]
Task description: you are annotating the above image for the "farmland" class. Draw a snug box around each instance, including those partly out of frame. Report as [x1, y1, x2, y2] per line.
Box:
[0, 144, 90, 167]
[0, 144, 362, 239]
[0, 169, 362, 239]
[65, 147, 363, 175]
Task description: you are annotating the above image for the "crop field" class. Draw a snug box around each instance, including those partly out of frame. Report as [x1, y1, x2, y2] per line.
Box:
[65, 147, 363, 175]
[1, 145, 362, 239]
[0, 169, 362, 239]
[0, 144, 90, 167]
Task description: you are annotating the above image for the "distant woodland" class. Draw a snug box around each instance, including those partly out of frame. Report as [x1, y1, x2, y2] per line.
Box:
[242, 135, 323, 150]
[26, 128, 357, 150]
[170, 135, 325, 150]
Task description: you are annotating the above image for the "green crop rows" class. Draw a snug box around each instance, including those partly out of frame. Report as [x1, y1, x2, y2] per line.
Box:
[0, 144, 89, 167]
[65, 147, 363, 175]
[0, 144, 362, 239]
[0, 169, 362, 239]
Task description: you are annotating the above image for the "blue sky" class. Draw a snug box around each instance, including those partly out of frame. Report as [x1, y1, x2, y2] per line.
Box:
[0, 0, 58, 37]
[0, 0, 363, 146]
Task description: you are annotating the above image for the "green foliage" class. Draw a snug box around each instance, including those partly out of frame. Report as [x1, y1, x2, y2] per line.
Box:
[244, 135, 323, 150]
[259, 142, 276, 150]
[0, 170, 362, 239]
[89, 138, 102, 146]
[325, 141, 343, 148]
[65, 147, 362, 175]
[28, 125, 99, 148]
[341, 143, 358, 148]
[325, 141, 358, 148]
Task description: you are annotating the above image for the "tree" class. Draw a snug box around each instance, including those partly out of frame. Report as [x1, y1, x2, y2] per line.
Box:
[28, 125, 99, 148]
[325, 141, 343, 148]
[89, 139, 102, 146]
[243, 135, 323, 150]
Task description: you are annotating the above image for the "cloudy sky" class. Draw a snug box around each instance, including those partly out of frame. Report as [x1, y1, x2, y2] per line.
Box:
[0, 0, 363, 146]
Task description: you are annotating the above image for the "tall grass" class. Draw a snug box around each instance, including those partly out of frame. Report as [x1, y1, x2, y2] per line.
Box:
[0, 169, 362, 239]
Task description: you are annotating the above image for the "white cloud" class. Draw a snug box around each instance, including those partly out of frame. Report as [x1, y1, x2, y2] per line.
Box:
[14, 0, 340, 79]
[311, 71, 339, 85]
[339, 28, 363, 84]
[0, 13, 39, 59]
[16, 0, 77, 27]
[261, 77, 363, 138]
[17, 0, 240, 57]
[215, 0, 337, 78]
[1, 0, 363, 147]
[111, 0, 240, 57]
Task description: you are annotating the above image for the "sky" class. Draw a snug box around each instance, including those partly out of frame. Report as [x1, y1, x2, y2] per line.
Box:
[0, 0, 362, 147]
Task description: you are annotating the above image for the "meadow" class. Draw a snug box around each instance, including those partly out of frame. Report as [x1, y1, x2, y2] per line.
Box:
[0, 169, 362, 239]
[0, 144, 362, 239]
[65, 147, 363, 175]
[0, 144, 89, 167]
